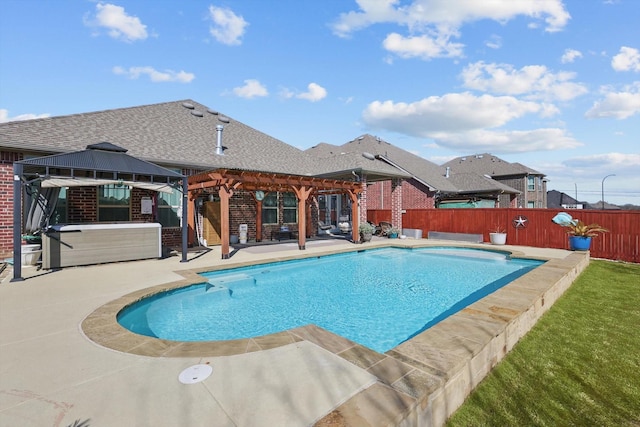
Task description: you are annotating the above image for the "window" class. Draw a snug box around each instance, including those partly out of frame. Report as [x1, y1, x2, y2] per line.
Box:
[98, 184, 130, 221]
[51, 187, 67, 225]
[527, 201, 535, 208]
[262, 192, 278, 224]
[157, 189, 181, 227]
[282, 192, 298, 223]
[527, 176, 535, 191]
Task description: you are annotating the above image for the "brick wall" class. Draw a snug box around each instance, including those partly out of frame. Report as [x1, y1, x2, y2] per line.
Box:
[0, 151, 21, 258]
[230, 190, 257, 239]
[67, 187, 98, 223]
[402, 178, 436, 209]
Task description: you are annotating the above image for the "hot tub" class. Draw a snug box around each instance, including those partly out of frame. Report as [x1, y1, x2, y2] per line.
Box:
[42, 223, 162, 269]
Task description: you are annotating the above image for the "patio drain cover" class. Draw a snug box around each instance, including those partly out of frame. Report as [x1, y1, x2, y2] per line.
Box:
[178, 364, 213, 384]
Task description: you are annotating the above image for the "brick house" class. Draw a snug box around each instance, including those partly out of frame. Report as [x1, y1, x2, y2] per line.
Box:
[442, 154, 547, 208]
[0, 100, 404, 259]
[306, 135, 520, 228]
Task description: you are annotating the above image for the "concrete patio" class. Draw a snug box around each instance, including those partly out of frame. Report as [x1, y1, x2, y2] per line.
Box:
[0, 239, 588, 426]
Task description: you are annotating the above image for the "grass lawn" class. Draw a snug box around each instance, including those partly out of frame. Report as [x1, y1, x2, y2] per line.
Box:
[447, 260, 640, 427]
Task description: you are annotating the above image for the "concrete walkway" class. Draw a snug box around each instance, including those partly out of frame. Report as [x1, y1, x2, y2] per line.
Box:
[0, 239, 587, 426]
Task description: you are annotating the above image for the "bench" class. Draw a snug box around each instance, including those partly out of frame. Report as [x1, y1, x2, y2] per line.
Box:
[427, 231, 483, 243]
[272, 230, 298, 241]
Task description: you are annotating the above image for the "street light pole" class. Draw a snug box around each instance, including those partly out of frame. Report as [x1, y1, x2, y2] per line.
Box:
[601, 174, 615, 210]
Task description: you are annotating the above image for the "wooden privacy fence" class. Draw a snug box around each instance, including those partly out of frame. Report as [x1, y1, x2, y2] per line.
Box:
[367, 208, 640, 263]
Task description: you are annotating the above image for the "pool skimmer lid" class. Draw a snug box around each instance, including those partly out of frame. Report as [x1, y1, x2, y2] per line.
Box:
[178, 364, 213, 384]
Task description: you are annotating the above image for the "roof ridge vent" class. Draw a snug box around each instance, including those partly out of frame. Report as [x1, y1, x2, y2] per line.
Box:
[191, 110, 204, 117]
[218, 116, 230, 123]
[182, 102, 195, 109]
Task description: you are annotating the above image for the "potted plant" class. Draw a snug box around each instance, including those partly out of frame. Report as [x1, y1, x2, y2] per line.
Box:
[388, 227, 400, 238]
[566, 221, 608, 251]
[489, 225, 507, 245]
[359, 222, 376, 243]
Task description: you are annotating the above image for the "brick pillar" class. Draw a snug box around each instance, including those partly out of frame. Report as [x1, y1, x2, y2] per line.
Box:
[359, 175, 368, 224]
[391, 178, 403, 229]
[0, 152, 22, 258]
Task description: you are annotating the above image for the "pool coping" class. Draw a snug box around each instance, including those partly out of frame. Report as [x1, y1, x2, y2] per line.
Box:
[81, 241, 590, 426]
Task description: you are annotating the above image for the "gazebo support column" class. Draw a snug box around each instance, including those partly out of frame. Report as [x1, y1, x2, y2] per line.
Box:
[181, 176, 189, 263]
[11, 163, 24, 282]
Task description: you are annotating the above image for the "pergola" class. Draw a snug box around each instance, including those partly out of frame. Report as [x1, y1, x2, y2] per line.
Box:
[188, 169, 363, 258]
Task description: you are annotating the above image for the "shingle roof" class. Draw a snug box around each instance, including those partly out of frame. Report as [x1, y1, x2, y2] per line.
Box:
[442, 153, 544, 177]
[0, 100, 320, 176]
[447, 173, 520, 194]
[306, 140, 411, 182]
[307, 134, 459, 191]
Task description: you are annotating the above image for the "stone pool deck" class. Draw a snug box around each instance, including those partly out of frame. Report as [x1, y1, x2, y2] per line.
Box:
[0, 239, 588, 426]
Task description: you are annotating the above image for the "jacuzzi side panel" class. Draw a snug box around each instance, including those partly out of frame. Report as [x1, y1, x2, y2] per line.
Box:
[42, 223, 162, 269]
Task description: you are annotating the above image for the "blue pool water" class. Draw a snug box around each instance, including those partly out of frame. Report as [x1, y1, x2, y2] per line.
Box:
[118, 247, 542, 353]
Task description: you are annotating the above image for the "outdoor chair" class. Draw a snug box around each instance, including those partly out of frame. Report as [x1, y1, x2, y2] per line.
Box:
[378, 221, 392, 236]
[318, 221, 333, 235]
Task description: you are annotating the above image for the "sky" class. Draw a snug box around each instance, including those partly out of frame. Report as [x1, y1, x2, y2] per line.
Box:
[1, 0, 638, 205]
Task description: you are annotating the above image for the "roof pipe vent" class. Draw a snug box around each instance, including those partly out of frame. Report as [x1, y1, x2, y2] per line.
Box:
[215, 125, 224, 155]
[445, 166, 450, 178]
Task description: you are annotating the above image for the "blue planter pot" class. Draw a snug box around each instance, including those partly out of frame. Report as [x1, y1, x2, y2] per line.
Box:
[569, 236, 591, 251]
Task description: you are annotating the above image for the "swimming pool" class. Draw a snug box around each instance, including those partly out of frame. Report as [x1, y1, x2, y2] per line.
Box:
[118, 247, 542, 353]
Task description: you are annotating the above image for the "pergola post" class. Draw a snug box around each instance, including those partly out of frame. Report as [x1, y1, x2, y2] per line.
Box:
[218, 185, 232, 259]
[292, 185, 313, 250]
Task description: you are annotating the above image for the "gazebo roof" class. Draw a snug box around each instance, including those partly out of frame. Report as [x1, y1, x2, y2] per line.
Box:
[17, 142, 184, 184]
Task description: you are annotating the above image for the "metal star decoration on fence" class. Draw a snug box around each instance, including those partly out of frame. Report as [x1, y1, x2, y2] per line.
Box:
[513, 215, 528, 228]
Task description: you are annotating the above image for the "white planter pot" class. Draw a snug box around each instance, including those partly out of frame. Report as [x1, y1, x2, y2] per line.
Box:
[21, 244, 42, 266]
[489, 233, 507, 245]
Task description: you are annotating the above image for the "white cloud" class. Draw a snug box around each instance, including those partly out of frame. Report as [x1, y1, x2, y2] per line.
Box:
[361, 92, 581, 152]
[232, 79, 268, 98]
[585, 82, 640, 119]
[208, 6, 248, 45]
[561, 48, 582, 63]
[485, 34, 502, 50]
[426, 128, 582, 153]
[382, 31, 464, 59]
[281, 83, 327, 102]
[461, 61, 588, 101]
[332, 0, 570, 36]
[611, 46, 640, 72]
[331, 0, 570, 60]
[297, 83, 327, 102]
[85, 3, 148, 42]
[112, 66, 195, 83]
[0, 109, 49, 123]
[363, 92, 556, 133]
[564, 153, 640, 171]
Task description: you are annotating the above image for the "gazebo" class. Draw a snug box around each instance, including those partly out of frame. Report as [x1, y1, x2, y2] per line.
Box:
[12, 142, 187, 281]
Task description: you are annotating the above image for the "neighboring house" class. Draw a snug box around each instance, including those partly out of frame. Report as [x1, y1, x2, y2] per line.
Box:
[0, 100, 398, 258]
[547, 190, 591, 210]
[442, 154, 547, 208]
[306, 135, 520, 226]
